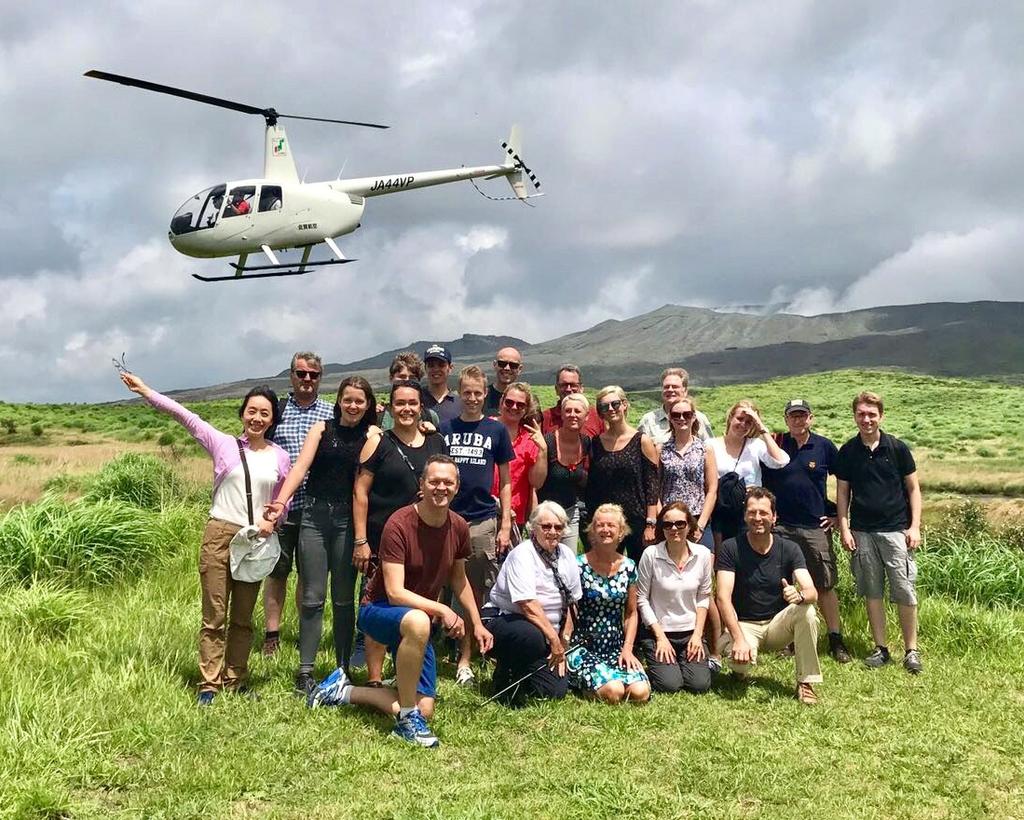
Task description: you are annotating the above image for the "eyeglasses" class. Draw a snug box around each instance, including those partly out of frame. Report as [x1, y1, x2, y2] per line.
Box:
[538, 522, 565, 532]
[294, 370, 321, 381]
[662, 520, 689, 530]
[670, 410, 695, 421]
[495, 360, 521, 370]
[597, 399, 623, 414]
[557, 382, 582, 392]
[503, 398, 527, 411]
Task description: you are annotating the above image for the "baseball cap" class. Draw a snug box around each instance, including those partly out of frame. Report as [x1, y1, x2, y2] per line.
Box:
[424, 344, 452, 364]
[784, 399, 812, 415]
[229, 525, 281, 583]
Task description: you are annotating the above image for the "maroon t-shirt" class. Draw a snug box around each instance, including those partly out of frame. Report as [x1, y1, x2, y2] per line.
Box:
[362, 504, 471, 604]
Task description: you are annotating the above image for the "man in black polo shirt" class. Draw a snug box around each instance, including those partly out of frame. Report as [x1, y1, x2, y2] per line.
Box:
[717, 487, 823, 704]
[763, 399, 851, 663]
[835, 391, 922, 674]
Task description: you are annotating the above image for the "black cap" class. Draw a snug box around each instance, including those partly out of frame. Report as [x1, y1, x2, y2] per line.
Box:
[424, 344, 451, 364]
[784, 398, 812, 415]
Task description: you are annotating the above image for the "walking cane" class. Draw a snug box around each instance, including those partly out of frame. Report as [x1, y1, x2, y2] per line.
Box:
[478, 645, 583, 707]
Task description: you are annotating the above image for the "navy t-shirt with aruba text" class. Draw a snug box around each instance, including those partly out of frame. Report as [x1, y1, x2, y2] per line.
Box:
[440, 416, 515, 523]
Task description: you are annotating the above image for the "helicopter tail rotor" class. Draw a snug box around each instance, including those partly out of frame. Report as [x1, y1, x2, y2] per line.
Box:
[500, 125, 541, 201]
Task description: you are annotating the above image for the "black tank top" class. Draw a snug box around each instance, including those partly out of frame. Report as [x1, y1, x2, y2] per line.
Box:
[304, 420, 365, 503]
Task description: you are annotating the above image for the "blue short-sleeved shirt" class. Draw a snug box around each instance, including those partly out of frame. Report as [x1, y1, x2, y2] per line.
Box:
[762, 432, 838, 528]
[441, 416, 514, 523]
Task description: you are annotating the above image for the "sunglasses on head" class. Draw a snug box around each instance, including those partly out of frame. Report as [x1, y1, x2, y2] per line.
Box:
[662, 519, 689, 530]
[503, 398, 527, 411]
[670, 410, 695, 421]
[598, 399, 623, 414]
[294, 369, 321, 381]
[538, 522, 565, 532]
[496, 360, 521, 370]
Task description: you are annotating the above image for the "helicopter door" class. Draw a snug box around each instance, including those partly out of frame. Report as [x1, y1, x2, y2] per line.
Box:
[223, 185, 257, 218]
[169, 184, 226, 235]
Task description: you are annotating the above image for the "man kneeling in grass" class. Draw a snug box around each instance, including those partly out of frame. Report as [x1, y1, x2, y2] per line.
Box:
[310, 455, 493, 747]
[716, 488, 823, 704]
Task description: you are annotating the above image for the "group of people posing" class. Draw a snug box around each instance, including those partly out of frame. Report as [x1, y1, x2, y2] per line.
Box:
[120, 344, 922, 748]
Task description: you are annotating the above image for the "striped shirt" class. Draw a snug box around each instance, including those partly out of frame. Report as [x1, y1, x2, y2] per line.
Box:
[270, 394, 333, 508]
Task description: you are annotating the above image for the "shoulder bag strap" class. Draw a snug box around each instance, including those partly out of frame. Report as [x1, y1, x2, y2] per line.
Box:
[386, 430, 418, 475]
[236, 438, 254, 526]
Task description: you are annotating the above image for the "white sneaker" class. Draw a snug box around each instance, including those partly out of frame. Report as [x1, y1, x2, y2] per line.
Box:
[455, 665, 475, 686]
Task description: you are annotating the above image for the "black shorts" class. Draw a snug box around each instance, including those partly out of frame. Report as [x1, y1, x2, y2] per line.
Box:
[268, 507, 303, 580]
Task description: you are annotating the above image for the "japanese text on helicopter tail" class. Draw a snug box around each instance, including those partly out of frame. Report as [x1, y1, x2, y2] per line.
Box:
[369, 176, 414, 192]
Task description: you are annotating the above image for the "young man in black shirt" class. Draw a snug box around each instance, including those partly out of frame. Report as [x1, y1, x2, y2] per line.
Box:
[716, 487, 822, 704]
[835, 391, 923, 674]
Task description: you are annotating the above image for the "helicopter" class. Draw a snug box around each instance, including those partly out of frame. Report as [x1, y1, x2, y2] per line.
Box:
[85, 70, 542, 282]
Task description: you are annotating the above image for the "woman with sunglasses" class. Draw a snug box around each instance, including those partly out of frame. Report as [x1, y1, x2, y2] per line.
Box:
[352, 380, 447, 686]
[635, 502, 713, 694]
[584, 386, 659, 562]
[265, 376, 379, 696]
[490, 382, 548, 539]
[660, 398, 717, 550]
[537, 393, 592, 550]
[484, 500, 583, 706]
[567, 503, 651, 703]
[119, 372, 291, 705]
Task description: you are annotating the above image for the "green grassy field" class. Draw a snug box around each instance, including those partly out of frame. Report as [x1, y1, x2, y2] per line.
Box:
[2, 370, 1024, 818]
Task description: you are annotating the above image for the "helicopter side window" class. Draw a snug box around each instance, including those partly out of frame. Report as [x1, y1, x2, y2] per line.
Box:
[223, 186, 256, 218]
[258, 185, 283, 212]
[170, 184, 226, 234]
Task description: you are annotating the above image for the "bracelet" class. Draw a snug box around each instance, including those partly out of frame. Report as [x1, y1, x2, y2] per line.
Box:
[354, 538, 368, 546]
[645, 518, 656, 526]
[797, 591, 805, 604]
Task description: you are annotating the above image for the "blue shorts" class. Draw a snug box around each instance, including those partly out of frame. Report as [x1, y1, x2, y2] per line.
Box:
[358, 601, 437, 698]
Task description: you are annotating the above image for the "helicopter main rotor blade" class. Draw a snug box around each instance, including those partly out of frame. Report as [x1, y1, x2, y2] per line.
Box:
[84, 70, 266, 117]
[277, 113, 388, 129]
[84, 69, 389, 129]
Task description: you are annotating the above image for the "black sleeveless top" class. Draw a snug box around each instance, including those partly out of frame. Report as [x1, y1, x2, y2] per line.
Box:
[584, 431, 658, 523]
[538, 432, 591, 512]
[304, 420, 365, 504]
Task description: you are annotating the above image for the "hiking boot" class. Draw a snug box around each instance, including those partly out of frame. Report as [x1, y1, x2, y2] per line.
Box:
[308, 667, 351, 709]
[796, 682, 819, 705]
[197, 691, 217, 707]
[392, 709, 440, 748]
[903, 649, 923, 675]
[455, 665, 476, 687]
[294, 672, 317, 698]
[863, 646, 891, 669]
[828, 633, 852, 664]
[261, 633, 280, 657]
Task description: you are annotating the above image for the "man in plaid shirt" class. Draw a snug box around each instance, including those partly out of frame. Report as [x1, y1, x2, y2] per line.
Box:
[262, 351, 334, 655]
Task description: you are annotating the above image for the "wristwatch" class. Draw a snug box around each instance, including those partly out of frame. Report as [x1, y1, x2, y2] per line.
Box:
[645, 518, 656, 526]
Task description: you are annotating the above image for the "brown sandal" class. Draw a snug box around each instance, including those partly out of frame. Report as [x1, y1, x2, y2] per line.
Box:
[796, 682, 819, 705]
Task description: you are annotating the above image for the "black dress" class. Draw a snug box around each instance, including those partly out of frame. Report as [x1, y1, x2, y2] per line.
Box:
[584, 432, 658, 561]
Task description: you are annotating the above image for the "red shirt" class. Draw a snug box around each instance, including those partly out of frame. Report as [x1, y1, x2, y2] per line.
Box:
[490, 424, 540, 525]
[541, 403, 604, 438]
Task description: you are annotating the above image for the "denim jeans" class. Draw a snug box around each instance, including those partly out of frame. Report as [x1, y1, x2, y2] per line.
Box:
[296, 497, 356, 673]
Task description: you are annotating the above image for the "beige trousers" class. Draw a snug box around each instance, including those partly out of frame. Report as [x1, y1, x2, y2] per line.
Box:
[719, 603, 823, 684]
[198, 518, 261, 693]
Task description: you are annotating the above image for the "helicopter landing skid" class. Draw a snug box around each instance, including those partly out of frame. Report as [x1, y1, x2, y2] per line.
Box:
[191, 261, 355, 282]
[228, 257, 354, 272]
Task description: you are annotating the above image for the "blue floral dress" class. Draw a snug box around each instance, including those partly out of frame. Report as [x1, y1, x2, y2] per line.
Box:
[569, 555, 649, 692]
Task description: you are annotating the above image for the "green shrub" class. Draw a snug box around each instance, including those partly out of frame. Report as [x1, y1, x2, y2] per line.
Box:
[12, 454, 38, 466]
[85, 453, 179, 510]
[1, 418, 15, 434]
[31, 423, 43, 437]
[918, 531, 1024, 607]
[936, 498, 989, 538]
[0, 581, 90, 640]
[156, 431, 176, 447]
[0, 495, 171, 587]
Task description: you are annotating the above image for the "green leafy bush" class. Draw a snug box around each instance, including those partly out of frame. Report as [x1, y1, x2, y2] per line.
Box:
[85, 453, 180, 510]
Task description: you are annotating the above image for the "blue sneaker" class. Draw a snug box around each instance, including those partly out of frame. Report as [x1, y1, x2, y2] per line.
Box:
[391, 709, 440, 748]
[197, 691, 216, 707]
[308, 666, 350, 709]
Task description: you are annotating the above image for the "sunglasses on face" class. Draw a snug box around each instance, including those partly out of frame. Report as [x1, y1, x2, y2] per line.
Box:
[294, 370, 321, 381]
[662, 520, 689, 530]
[670, 410, 695, 421]
[503, 398, 528, 411]
[598, 399, 623, 414]
[538, 522, 565, 532]
[495, 360, 521, 371]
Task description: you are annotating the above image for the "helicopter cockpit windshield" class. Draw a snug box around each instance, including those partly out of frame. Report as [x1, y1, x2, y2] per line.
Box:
[169, 184, 227, 235]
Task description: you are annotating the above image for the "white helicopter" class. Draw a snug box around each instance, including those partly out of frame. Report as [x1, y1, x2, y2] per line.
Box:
[85, 70, 541, 282]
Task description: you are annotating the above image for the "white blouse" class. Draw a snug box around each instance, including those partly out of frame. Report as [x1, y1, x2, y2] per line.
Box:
[709, 436, 789, 488]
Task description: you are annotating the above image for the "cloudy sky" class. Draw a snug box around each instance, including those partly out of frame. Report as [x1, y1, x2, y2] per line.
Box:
[3, 1, 1023, 402]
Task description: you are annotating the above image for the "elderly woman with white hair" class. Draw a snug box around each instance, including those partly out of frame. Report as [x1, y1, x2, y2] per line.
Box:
[483, 500, 583, 706]
[537, 392, 593, 550]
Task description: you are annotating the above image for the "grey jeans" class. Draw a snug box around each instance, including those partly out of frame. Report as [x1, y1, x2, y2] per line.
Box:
[296, 497, 357, 673]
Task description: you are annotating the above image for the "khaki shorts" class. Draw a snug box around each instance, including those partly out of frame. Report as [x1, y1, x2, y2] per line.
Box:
[851, 530, 917, 606]
[775, 524, 837, 592]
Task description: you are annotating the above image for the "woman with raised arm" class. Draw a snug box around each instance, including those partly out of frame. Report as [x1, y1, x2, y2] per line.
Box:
[709, 400, 790, 548]
[353, 381, 446, 686]
[537, 393, 592, 550]
[636, 502, 713, 694]
[584, 386, 659, 562]
[119, 372, 291, 706]
[490, 381, 548, 540]
[568, 504, 651, 704]
[264, 376, 378, 696]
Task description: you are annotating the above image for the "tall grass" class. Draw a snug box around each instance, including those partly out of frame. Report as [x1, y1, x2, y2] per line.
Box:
[85, 452, 184, 509]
